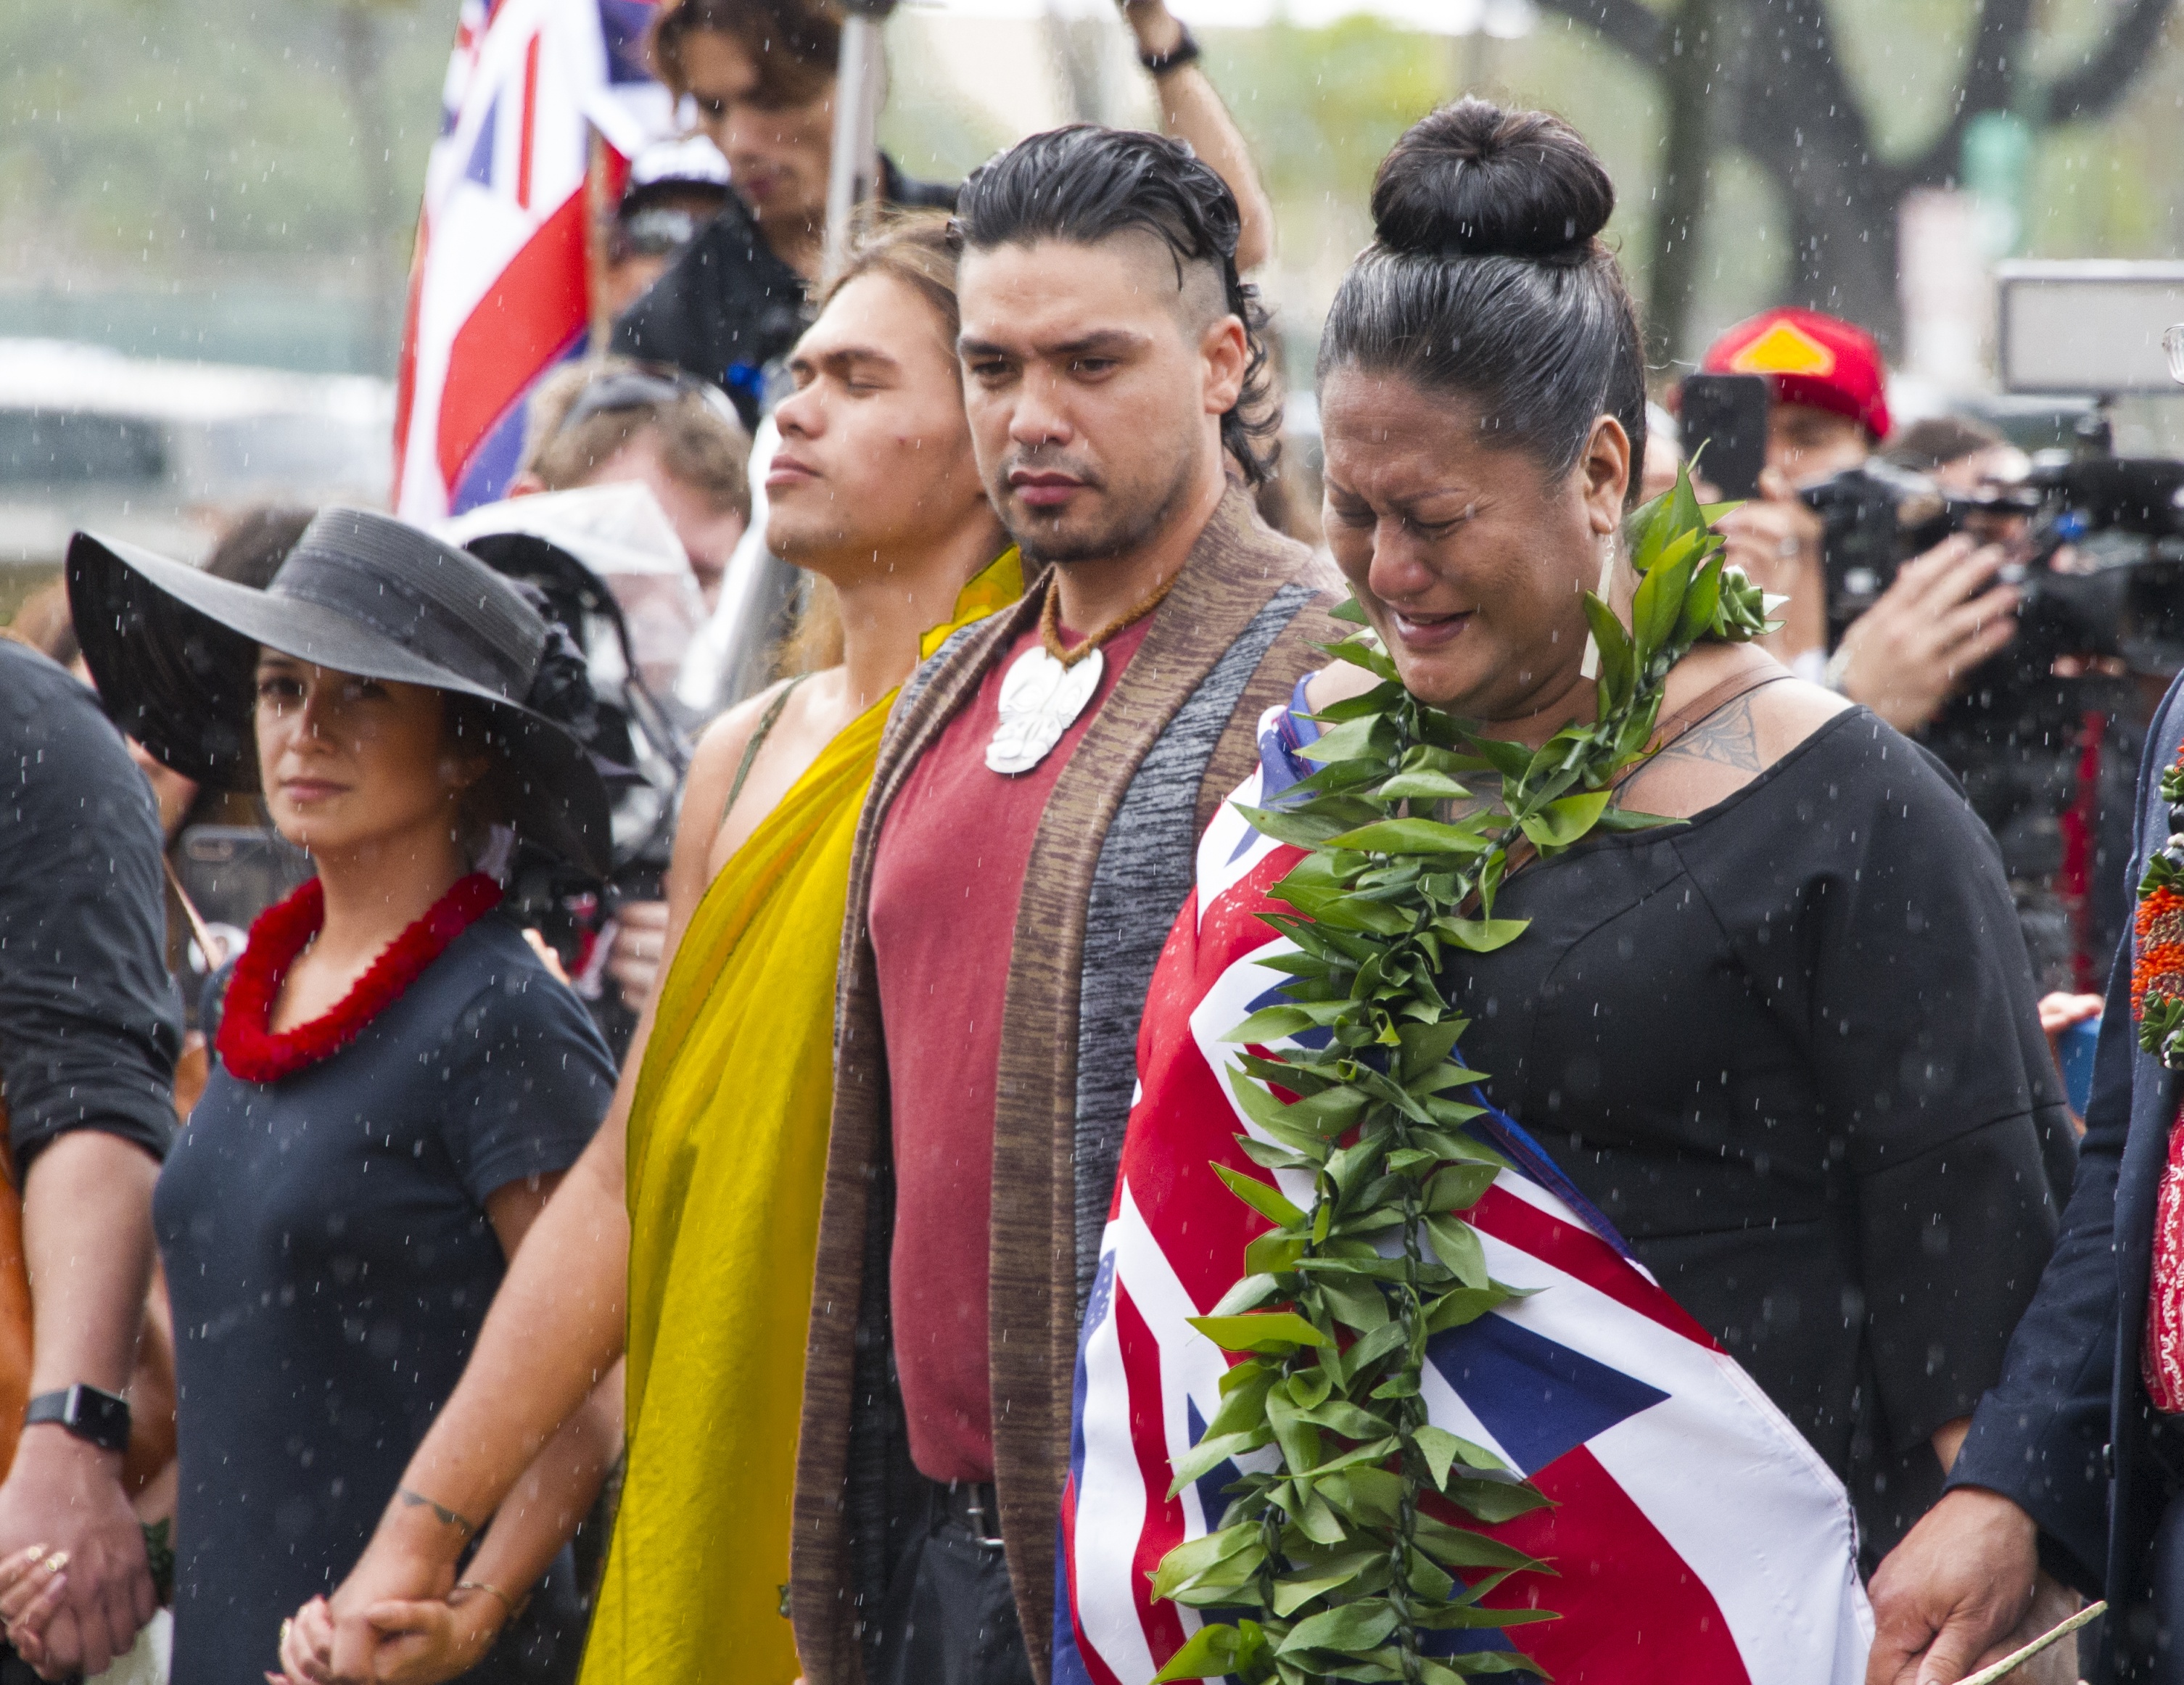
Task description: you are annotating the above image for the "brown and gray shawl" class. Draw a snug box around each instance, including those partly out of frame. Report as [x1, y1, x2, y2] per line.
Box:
[790, 487, 1344, 1682]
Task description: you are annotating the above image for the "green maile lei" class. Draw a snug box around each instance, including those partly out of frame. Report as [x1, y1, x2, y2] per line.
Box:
[1150, 466, 1776, 1684]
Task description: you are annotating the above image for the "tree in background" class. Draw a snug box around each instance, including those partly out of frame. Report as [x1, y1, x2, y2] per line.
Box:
[0, 0, 452, 374]
[334, 0, 411, 376]
[1540, 0, 2177, 356]
[11, 0, 2181, 381]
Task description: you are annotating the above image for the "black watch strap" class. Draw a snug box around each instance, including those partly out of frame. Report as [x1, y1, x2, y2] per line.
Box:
[25, 1385, 131, 1454]
[1140, 24, 1201, 76]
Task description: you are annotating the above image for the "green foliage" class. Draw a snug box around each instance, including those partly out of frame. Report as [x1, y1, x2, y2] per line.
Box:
[1, 0, 447, 263]
[2143, 844, 2184, 898]
[2142, 990, 2184, 1067]
[1154, 466, 1761, 1682]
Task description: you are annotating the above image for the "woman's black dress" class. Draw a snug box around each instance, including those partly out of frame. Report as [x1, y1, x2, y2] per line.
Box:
[1448, 706, 2076, 1564]
[157, 915, 615, 1685]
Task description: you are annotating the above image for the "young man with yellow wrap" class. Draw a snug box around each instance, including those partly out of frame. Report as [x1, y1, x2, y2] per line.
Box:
[273, 213, 1020, 1685]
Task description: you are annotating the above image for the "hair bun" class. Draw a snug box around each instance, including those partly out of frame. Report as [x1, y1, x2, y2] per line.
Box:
[1371, 98, 1614, 265]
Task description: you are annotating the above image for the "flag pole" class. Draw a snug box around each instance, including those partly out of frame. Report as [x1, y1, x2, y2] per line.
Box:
[1956, 1599, 2104, 1685]
[822, 0, 897, 284]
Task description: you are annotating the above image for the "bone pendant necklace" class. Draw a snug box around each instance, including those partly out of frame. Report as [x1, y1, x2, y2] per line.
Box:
[984, 569, 1179, 775]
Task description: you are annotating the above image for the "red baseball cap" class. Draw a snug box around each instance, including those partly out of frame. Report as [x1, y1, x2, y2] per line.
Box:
[1700, 307, 1892, 441]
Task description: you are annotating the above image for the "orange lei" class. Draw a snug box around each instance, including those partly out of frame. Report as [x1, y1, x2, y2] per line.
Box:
[2137, 885, 2184, 1016]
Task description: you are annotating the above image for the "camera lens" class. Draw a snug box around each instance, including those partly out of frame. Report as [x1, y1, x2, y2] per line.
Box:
[2165, 324, 2184, 385]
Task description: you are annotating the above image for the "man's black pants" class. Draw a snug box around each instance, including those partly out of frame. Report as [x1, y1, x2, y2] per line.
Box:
[873, 1480, 1037, 1685]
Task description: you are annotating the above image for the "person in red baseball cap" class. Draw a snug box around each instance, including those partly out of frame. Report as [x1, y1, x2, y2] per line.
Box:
[1702, 305, 1892, 482]
[1681, 306, 1891, 675]
[1687, 305, 2019, 739]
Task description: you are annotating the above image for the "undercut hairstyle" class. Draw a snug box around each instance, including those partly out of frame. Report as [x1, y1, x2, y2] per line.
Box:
[648, 0, 841, 107]
[1318, 99, 1648, 506]
[950, 124, 1279, 486]
[522, 357, 753, 522]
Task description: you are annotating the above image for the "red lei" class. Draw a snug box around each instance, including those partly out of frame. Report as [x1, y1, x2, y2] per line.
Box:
[215, 873, 504, 1084]
[2148, 1105, 2184, 1412]
[2142, 740, 2184, 1406]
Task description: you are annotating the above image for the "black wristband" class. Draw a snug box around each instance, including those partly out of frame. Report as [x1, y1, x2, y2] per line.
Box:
[1140, 24, 1201, 76]
[25, 1385, 131, 1454]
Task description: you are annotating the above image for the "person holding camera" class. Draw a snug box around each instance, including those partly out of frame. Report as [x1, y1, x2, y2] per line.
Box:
[1694, 306, 2022, 735]
[1690, 309, 2135, 1017]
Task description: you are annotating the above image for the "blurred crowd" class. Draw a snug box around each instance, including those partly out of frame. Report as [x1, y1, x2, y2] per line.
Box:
[2, 1, 2182, 1684]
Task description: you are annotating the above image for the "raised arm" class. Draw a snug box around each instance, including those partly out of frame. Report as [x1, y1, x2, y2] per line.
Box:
[1122, 0, 1275, 273]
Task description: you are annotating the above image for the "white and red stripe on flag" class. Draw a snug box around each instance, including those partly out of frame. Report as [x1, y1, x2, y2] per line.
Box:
[393, 0, 673, 519]
[1053, 704, 1873, 1684]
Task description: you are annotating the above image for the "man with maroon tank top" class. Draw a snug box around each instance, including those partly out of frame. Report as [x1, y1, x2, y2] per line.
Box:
[786, 128, 1343, 1685]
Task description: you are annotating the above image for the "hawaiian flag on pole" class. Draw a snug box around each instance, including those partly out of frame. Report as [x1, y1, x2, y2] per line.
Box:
[1055, 690, 1873, 1684]
[394, 0, 674, 518]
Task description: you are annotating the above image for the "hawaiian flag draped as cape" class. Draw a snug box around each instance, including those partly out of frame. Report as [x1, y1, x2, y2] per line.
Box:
[393, 0, 675, 519]
[1055, 689, 1872, 1684]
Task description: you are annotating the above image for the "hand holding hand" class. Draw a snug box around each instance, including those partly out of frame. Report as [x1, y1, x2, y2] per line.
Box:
[0, 1430, 154, 1678]
[1866, 1486, 2042, 1684]
[0, 1543, 73, 1668]
[1830, 534, 2019, 733]
[274, 1595, 336, 1685]
[318, 1532, 458, 1685]
[337, 1588, 507, 1685]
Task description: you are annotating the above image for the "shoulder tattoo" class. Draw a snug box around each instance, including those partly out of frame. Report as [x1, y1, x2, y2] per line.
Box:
[1654, 695, 1765, 773]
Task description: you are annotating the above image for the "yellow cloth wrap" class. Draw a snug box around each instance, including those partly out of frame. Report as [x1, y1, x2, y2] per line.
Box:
[581, 548, 1019, 1684]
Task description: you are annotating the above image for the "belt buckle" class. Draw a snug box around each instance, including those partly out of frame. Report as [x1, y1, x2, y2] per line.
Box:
[964, 1484, 1006, 1550]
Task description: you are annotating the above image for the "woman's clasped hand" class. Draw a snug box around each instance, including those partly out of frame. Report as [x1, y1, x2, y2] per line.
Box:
[272, 1582, 508, 1685]
[0, 1541, 73, 1665]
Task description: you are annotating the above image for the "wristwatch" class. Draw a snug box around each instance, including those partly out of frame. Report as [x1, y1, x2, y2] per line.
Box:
[25, 1385, 131, 1454]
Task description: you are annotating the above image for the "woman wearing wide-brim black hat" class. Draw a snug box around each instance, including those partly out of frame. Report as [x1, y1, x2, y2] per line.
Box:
[69, 505, 614, 878]
[46, 510, 625, 1685]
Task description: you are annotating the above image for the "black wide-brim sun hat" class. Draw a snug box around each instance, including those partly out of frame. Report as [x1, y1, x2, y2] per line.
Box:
[67, 507, 614, 878]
